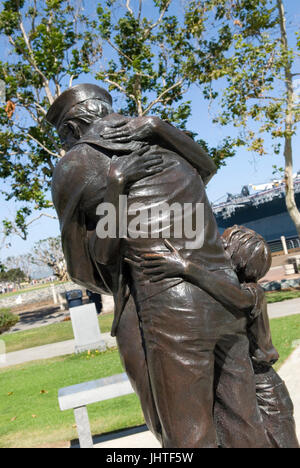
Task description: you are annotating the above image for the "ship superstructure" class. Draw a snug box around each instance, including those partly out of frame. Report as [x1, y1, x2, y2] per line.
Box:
[213, 172, 300, 251]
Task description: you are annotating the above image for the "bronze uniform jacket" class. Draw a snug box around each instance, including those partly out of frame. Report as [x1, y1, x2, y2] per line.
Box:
[51, 113, 220, 336]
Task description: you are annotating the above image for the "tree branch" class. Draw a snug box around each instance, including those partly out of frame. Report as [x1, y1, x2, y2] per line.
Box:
[103, 78, 136, 101]
[107, 38, 133, 64]
[44, 130, 64, 157]
[138, 0, 143, 23]
[34, 102, 47, 116]
[17, 20, 54, 104]
[144, 0, 172, 38]
[247, 95, 285, 102]
[26, 212, 57, 228]
[31, 0, 37, 34]
[142, 78, 185, 115]
[125, 0, 134, 16]
[69, 75, 75, 88]
[27, 133, 59, 158]
[15, 96, 40, 123]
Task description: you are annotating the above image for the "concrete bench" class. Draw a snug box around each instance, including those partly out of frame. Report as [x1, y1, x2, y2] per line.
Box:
[58, 373, 134, 448]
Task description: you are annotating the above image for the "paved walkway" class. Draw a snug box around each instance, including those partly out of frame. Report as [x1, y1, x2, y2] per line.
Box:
[0, 333, 117, 368]
[6, 296, 115, 334]
[9, 308, 68, 333]
[268, 298, 300, 319]
[261, 251, 300, 282]
[94, 429, 160, 449]
[262, 265, 300, 283]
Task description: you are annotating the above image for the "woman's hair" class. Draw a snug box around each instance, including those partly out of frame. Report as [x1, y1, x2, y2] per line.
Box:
[64, 98, 113, 123]
[222, 225, 272, 283]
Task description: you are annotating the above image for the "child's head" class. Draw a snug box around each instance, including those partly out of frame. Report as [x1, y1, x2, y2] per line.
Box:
[221, 225, 272, 283]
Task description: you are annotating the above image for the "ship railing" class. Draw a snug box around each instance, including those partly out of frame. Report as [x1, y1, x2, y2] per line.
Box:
[268, 236, 300, 253]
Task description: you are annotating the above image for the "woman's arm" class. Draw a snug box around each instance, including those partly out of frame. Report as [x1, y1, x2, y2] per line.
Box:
[183, 261, 255, 314]
[151, 117, 217, 184]
[127, 240, 255, 314]
[102, 116, 217, 185]
[92, 146, 167, 265]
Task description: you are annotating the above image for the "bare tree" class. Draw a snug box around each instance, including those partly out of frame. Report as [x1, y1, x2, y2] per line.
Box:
[30, 236, 68, 281]
[4, 254, 33, 281]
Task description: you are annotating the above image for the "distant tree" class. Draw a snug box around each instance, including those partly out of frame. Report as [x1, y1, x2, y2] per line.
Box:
[0, 0, 103, 239]
[30, 236, 68, 281]
[0, 267, 26, 282]
[4, 254, 33, 280]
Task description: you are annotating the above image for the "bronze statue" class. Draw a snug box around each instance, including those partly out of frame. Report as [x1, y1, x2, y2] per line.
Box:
[49, 84, 279, 448]
[137, 226, 299, 448]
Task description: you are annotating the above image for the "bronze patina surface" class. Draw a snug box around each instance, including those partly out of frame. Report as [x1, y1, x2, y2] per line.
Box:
[49, 84, 298, 448]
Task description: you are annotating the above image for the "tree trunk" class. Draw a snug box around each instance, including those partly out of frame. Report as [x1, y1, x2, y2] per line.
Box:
[284, 132, 300, 234]
[277, 0, 300, 238]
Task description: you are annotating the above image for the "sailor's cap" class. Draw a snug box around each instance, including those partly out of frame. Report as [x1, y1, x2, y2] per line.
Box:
[46, 83, 113, 129]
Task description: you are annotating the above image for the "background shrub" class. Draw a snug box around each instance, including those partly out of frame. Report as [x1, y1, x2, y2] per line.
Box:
[0, 309, 19, 334]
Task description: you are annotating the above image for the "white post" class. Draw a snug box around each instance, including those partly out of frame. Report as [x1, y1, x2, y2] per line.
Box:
[58, 293, 65, 311]
[281, 236, 289, 255]
[74, 406, 93, 448]
[51, 283, 58, 304]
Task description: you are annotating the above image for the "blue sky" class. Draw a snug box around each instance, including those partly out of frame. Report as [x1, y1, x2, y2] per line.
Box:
[1, 0, 300, 260]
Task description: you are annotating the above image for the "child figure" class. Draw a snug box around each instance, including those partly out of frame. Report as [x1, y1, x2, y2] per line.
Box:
[129, 225, 299, 448]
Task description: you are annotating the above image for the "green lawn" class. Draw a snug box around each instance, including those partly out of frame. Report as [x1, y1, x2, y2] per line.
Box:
[0, 315, 299, 448]
[0, 349, 144, 448]
[266, 290, 300, 303]
[270, 314, 300, 370]
[2, 313, 114, 353]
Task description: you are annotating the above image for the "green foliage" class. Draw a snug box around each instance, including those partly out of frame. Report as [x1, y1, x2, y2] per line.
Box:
[0, 0, 102, 238]
[96, 0, 195, 126]
[0, 0, 240, 239]
[266, 290, 300, 303]
[0, 308, 19, 334]
[95, 0, 238, 167]
[185, 0, 297, 156]
[197, 137, 235, 170]
[0, 268, 26, 282]
[184, 0, 300, 235]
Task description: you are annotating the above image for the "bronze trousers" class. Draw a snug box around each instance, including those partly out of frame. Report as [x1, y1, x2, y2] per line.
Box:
[118, 282, 270, 448]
